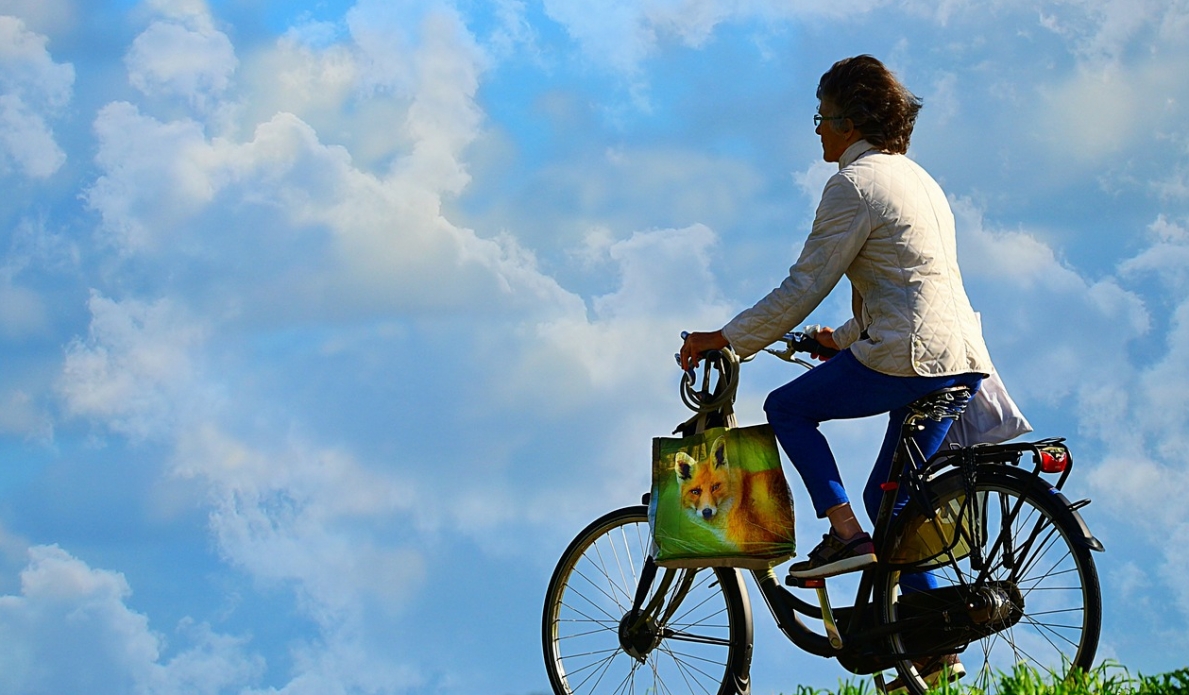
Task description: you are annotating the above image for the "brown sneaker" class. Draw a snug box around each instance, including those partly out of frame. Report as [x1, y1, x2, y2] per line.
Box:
[885, 654, 965, 694]
[785, 529, 877, 580]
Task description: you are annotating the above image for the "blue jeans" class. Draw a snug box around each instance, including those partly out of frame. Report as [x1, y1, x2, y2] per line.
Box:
[764, 349, 983, 590]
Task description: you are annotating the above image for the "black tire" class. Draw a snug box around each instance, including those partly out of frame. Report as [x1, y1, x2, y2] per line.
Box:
[542, 505, 753, 695]
[875, 468, 1101, 694]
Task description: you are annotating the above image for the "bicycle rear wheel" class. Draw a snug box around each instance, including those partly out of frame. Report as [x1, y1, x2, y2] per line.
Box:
[875, 468, 1101, 694]
[542, 505, 753, 695]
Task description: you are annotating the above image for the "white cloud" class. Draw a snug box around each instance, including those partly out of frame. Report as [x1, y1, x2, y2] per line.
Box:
[538, 0, 879, 79]
[173, 426, 428, 618]
[540, 0, 660, 79]
[0, 15, 73, 178]
[0, 389, 52, 441]
[503, 224, 737, 517]
[531, 224, 730, 393]
[1037, 0, 1183, 66]
[58, 292, 208, 441]
[54, 297, 436, 691]
[344, 0, 431, 97]
[86, 102, 219, 251]
[1120, 215, 1189, 292]
[88, 8, 581, 323]
[483, 0, 537, 60]
[125, 16, 237, 110]
[793, 159, 835, 206]
[0, 545, 263, 695]
[1035, 62, 1175, 164]
[1024, 0, 1189, 166]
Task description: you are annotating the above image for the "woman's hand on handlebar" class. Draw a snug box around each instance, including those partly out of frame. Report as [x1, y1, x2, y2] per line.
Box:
[811, 326, 839, 360]
[680, 330, 729, 371]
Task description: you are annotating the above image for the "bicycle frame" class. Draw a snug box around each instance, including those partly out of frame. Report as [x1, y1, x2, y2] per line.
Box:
[628, 394, 970, 673]
[628, 393, 1105, 678]
[622, 337, 1105, 680]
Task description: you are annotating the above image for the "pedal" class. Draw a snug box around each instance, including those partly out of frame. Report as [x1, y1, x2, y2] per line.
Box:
[785, 575, 825, 589]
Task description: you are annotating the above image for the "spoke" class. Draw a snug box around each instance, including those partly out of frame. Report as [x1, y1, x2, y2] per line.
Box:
[565, 649, 620, 693]
[1018, 612, 1083, 650]
[1014, 525, 1066, 582]
[621, 524, 639, 595]
[609, 532, 633, 610]
[657, 643, 719, 695]
[559, 646, 624, 663]
[1022, 606, 1084, 619]
[577, 645, 624, 695]
[561, 582, 624, 623]
[659, 645, 733, 666]
[671, 604, 729, 632]
[558, 615, 620, 628]
[669, 586, 725, 627]
[649, 654, 676, 695]
[1015, 564, 1081, 587]
[559, 625, 621, 641]
[662, 628, 733, 647]
[588, 543, 632, 611]
[607, 655, 641, 695]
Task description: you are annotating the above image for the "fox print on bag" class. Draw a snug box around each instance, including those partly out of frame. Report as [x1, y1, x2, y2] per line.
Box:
[651, 425, 796, 568]
[674, 436, 795, 549]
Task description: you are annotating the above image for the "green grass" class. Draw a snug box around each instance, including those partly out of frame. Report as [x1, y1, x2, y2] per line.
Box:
[783, 663, 1189, 695]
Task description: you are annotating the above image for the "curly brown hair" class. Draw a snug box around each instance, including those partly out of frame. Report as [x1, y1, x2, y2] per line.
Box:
[816, 55, 922, 155]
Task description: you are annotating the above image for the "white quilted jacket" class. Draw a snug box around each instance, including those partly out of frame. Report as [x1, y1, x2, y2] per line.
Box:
[722, 140, 992, 378]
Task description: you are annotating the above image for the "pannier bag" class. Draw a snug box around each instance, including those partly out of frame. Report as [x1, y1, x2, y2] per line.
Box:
[649, 424, 796, 569]
[886, 485, 983, 569]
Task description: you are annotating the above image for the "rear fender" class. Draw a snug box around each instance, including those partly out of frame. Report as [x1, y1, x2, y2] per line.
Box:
[1044, 488, 1105, 552]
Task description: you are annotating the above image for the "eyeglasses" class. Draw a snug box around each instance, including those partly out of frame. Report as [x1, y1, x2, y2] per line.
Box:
[814, 114, 847, 127]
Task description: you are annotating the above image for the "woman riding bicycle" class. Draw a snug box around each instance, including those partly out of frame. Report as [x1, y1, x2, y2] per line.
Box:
[680, 55, 991, 587]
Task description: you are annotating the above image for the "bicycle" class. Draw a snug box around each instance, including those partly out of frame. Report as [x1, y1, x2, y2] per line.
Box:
[541, 332, 1104, 694]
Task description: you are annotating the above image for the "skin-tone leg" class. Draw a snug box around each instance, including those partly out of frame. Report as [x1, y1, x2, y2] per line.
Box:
[825, 502, 865, 540]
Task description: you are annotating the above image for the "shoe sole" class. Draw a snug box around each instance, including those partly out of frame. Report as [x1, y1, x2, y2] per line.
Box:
[785, 552, 877, 580]
[925, 662, 966, 686]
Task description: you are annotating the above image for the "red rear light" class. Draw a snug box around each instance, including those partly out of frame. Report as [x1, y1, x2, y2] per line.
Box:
[1039, 448, 1068, 474]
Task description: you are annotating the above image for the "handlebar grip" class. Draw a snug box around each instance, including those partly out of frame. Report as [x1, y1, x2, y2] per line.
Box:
[788, 334, 839, 358]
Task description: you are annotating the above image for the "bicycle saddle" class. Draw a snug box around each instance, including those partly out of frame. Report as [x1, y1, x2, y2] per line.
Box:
[908, 386, 973, 422]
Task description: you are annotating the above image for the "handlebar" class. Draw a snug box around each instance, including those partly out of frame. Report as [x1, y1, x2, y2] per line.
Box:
[673, 330, 838, 417]
[674, 329, 838, 378]
[764, 331, 839, 362]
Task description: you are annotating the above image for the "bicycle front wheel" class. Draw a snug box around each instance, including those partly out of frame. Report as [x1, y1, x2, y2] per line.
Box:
[542, 505, 753, 695]
[876, 468, 1101, 694]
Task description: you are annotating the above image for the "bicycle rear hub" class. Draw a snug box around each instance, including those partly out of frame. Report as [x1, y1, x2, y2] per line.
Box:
[892, 581, 1024, 658]
[965, 583, 1021, 629]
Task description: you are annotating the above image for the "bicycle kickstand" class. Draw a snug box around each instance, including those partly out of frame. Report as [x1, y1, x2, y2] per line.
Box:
[789, 576, 844, 650]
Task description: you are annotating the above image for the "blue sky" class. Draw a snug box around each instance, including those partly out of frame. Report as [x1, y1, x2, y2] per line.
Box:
[1, 0, 1188, 692]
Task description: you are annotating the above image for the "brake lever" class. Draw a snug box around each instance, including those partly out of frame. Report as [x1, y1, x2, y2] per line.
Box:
[765, 331, 838, 364]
